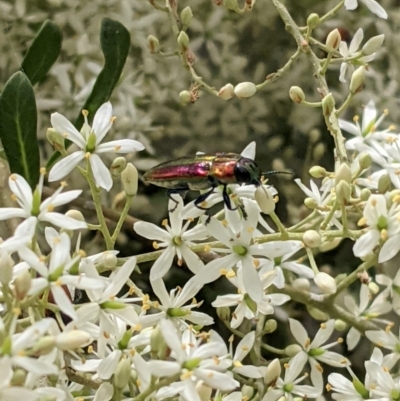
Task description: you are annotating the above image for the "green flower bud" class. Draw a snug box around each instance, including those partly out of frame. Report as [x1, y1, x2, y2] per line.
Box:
[359, 152, 372, 170]
[308, 128, 320, 144]
[264, 319, 277, 334]
[0, 248, 14, 285]
[111, 157, 127, 177]
[151, 325, 168, 359]
[242, 385, 254, 399]
[181, 6, 193, 26]
[334, 319, 347, 331]
[322, 93, 336, 116]
[307, 305, 329, 321]
[121, 163, 139, 196]
[177, 31, 189, 51]
[325, 29, 341, 52]
[224, 0, 238, 11]
[113, 358, 132, 389]
[378, 173, 391, 193]
[216, 306, 231, 322]
[30, 336, 56, 356]
[304, 197, 318, 209]
[65, 209, 86, 224]
[285, 344, 302, 357]
[309, 165, 327, 178]
[362, 34, 384, 56]
[289, 86, 305, 104]
[217, 83, 235, 100]
[303, 230, 322, 248]
[350, 66, 365, 94]
[314, 272, 337, 295]
[307, 13, 320, 29]
[46, 128, 65, 152]
[104, 253, 118, 269]
[101, 300, 126, 309]
[234, 82, 257, 99]
[360, 188, 371, 201]
[147, 35, 160, 54]
[179, 90, 192, 104]
[264, 358, 281, 386]
[313, 142, 326, 160]
[11, 369, 27, 386]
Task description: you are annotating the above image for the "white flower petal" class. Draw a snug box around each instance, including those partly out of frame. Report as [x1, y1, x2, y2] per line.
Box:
[48, 151, 85, 182]
[51, 112, 86, 148]
[89, 153, 112, 191]
[92, 102, 113, 144]
[96, 139, 145, 153]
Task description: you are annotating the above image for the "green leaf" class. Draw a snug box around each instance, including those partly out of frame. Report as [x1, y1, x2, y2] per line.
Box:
[21, 20, 62, 86]
[75, 17, 130, 127]
[47, 18, 130, 169]
[0, 72, 40, 188]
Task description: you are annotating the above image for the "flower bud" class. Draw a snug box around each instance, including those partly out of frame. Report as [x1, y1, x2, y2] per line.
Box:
[242, 385, 254, 399]
[217, 83, 235, 100]
[309, 166, 327, 178]
[304, 197, 318, 209]
[224, 0, 238, 10]
[180, 6, 193, 26]
[360, 188, 371, 201]
[285, 344, 302, 357]
[314, 272, 337, 294]
[11, 369, 27, 386]
[179, 90, 191, 104]
[0, 248, 14, 285]
[151, 324, 168, 359]
[362, 34, 384, 56]
[335, 163, 352, 185]
[289, 86, 305, 104]
[65, 209, 85, 223]
[307, 305, 329, 321]
[255, 187, 275, 214]
[196, 381, 212, 401]
[104, 252, 118, 269]
[336, 180, 351, 204]
[334, 319, 347, 331]
[303, 230, 322, 248]
[216, 306, 231, 322]
[14, 270, 31, 300]
[359, 152, 372, 170]
[368, 281, 379, 294]
[121, 163, 139, 196]
[111, 157, 127, 177]
[313, 142, 326, 160]
[264, 319, 277, 334]
[234, 82, 257, 99]
[177, 31, 189, 51]
[46, 128, 65, 152]
[56, 330, 92, 350]
[292, 278, 310, 291]
[319, 237, 342, 252]
[113, 358, 132, 389]
[378, 173, 391, 194]
[322, 93, 335, 116]
[264, 358, 281, 386]
[325, 29, 341, 52]
[147, 35, 160, 54]
[307, 13, 320, 29]
[308, 128, 320, 144]
[31, 336, 56, 356]
[349, 66, 365, 94]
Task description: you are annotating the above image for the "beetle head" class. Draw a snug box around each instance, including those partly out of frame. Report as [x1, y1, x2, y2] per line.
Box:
[234, 157, 261, 186]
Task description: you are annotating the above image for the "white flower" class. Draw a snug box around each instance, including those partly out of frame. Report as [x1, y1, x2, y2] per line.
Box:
[49, 101, 145, 191]
[261, 352, 321, 401]
[258, 240, 314, 289]
[289, 319, 349, 391]
[0, 173, 86, 230]
[150, 320, 239, 401]
[353, 194, 400, 263]
[344, 0, 387, 19]
[211, 267, 290, 328]
[345, 284, 392, 350]
[197, 200, 270, 302]
[142, 276, 213, 327]
[21, 230, 105, 320]
[376, 269, 400, 315]
[339, 100, 394, 152]
[338, 29, 378, 83]
[134, 197, 208, 281]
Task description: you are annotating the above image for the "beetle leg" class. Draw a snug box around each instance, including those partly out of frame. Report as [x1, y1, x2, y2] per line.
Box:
[167, 187, 188, 213]
[194, 186, 216, 210]
[222, 185, 248, 219]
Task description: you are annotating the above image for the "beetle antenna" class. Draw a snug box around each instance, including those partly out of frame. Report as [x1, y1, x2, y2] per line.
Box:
[262, 170, 293, 176]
